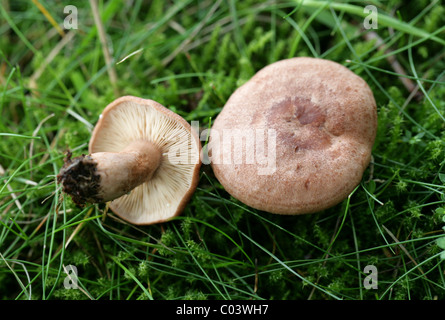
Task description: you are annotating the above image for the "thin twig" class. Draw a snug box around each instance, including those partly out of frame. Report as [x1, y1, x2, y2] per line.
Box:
[93, 230, 109, 279]
[29, 113, 55, 177]
[62, 264, 94, 300]
[0, 252, 32, 299]
[145, 0, 223, 77]
[382, 224, 427, 279]
[38, 128, 66, 167]
[64, 207, 93, 250]
[163, 0, 223, 66]
[363, 31, 422, 100]
[31, 0, 66, 37]
[29, 32, 75, 90]
[0, 164, 24, 216]
[89, 0, 119, 97]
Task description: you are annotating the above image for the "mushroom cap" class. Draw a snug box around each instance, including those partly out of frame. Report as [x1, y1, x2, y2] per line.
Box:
[210, 57, 377, 215]
[89, 96, 201, 225]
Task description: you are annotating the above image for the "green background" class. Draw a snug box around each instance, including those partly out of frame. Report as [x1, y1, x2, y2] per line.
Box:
[0, 0, 444, 300]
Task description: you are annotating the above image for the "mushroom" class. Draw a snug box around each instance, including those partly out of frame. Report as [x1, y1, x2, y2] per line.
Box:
[58, 96, 201, 225]
[209, 57, 377, 215]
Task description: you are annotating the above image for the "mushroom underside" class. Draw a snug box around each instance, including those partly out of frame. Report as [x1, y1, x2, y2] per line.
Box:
[60, 96, 201, 225]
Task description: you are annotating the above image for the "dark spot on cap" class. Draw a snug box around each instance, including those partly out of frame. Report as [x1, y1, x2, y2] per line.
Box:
[267, 96, 332, 151]
[267, 96, 326, 127]
[293, 97, 326, 126]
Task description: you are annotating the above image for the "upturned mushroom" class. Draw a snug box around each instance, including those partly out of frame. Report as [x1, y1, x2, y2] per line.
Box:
[209, 57, 377, 215]
[58, 96, 201, 225]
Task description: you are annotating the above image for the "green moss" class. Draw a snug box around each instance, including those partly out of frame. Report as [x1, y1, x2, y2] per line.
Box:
[1, 0, 444, 301]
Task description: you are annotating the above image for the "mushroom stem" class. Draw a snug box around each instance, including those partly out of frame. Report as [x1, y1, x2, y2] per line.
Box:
[58, 140, 161, 205]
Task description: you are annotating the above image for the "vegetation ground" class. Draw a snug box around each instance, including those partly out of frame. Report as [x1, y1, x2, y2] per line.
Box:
[0, 0, 444, 300]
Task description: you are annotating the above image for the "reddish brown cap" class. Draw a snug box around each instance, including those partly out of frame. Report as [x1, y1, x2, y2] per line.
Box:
[210, 57, 377, 215]
[89, 96, 201, 225]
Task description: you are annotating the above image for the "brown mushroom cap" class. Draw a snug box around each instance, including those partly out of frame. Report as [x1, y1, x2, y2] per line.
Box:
[88, 96, 201, 225]
[209, 57, 377, 215]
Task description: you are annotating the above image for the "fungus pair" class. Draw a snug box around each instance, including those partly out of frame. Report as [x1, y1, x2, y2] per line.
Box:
[58, 57, 377, 224]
